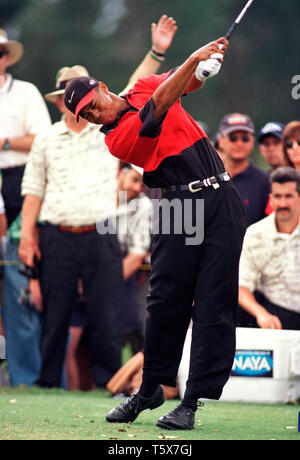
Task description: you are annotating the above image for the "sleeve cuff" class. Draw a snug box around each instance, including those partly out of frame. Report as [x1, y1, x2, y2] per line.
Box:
[139, 97, 167, 138]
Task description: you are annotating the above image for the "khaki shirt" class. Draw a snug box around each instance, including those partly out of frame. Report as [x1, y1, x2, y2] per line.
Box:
[21, 119, 119, 226]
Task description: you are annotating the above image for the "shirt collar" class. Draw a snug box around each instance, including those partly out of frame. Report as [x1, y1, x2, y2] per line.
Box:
[60, 115, 98, 136]
[270, 212, 300, 239]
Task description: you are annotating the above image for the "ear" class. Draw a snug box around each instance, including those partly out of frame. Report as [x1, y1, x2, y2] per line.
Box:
[55, 95, 65, 113]
[98, 81, 109, 94]
[218, 134, 225, 150]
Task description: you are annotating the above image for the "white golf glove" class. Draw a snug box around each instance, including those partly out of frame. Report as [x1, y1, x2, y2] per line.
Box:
[195, 53, 223, 81]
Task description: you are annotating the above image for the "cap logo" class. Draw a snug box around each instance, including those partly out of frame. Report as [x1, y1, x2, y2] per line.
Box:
[67, 90, 75, 104]
[89, 79, 96, 85]
[261, 122, 281, 134]
[228, 114, 248, 125]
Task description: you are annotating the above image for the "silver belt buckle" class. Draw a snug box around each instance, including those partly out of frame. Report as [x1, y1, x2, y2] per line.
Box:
[188, 181, 202, 193]
[209, 176, 220, 190]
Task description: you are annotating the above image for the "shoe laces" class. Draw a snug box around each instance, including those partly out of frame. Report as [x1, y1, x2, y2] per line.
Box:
[121, 392, 139, 413]
[173, 403, 193, 415]
[197, 400, 204, 410]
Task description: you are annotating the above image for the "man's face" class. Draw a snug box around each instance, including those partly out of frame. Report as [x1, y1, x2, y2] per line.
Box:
[79, 83, 118, 125]
[118, 169, 144, 201]
[218, 130, 255, 161]
[0, 47, 9, 76]
[270, 181, 300, 224]
[259, 135, 286, 169]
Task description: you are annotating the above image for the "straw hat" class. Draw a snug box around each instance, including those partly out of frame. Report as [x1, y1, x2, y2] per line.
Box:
[0, 29, 24, 66]
[44, 65, 89, 103]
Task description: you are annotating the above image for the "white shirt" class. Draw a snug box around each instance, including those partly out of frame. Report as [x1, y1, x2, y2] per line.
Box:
[239, 213, 300, 313]
[21, 118, 119, 226]
[0, 74, 51, 168]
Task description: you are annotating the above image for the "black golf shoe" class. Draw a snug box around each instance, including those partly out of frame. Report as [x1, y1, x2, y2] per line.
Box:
[156, 403, 196, 430]
[106, 385, 165, 423]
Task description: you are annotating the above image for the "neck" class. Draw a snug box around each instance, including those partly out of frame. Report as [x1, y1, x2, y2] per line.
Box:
[111, 92, 131, 116]
[0, 72, 7, 89]
[276, 215, 299, 234]
[64, 112, 88, 132]
[225, 157, 249, 178]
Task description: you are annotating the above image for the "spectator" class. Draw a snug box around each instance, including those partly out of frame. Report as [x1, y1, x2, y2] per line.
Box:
[65, 163, 153, 389]
[116, 163, 153, 354]
[218, 113, 270, 227]
[0, 29, 51, 386]
[258, 122, 288, 172]
[238, 167, 300, 329]
[0, 29, 51, 225]
[19, 15, 178, 389]
[282, 121, 300, 172]
[65, 279, 96, 391]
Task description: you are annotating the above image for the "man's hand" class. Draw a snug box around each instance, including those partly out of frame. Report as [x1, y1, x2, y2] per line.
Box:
[18, 234, 41, 267]
[29, 278, 43, 313]
[0, 139, 6, 151]
[195, 58, 222, 81]
[151, 15, 178, 54]
[191, 37, 228, 65]
[256, 309, 282, 329]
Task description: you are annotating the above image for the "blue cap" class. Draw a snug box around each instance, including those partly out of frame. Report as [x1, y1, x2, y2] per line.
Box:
[258, 122, 285, 143]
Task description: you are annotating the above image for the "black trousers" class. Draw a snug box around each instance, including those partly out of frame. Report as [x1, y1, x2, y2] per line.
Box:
[1, 165, 25, 226]
[36, 224, 124, 388]
[142, 181, 246, 403]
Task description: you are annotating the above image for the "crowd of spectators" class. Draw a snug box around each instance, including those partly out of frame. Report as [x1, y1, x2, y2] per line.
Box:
[1, 21, 300, 391]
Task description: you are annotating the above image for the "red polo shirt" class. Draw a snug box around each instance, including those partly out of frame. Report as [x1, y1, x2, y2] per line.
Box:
[101, 71, 225, 188]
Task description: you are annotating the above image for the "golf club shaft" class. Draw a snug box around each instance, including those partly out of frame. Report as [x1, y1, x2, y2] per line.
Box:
[202, 0, 254, 77]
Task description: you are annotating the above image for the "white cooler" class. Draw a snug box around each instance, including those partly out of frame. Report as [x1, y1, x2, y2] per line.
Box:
[178, 327, 300, 404]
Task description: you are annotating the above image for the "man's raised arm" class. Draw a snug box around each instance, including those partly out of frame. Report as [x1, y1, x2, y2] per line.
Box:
[152, 37, 228, 122]
[120, 15, 178, 94]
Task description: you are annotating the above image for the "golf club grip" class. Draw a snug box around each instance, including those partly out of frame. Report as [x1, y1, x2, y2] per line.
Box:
[202, 23, 236, 77]
[225, 22, 238, 40]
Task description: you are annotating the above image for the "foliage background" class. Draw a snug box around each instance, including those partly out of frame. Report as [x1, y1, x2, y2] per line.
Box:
[1, 0, 299, 152]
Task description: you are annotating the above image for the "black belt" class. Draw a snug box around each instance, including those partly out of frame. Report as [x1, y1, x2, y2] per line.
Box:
[162, 172, 231, 194]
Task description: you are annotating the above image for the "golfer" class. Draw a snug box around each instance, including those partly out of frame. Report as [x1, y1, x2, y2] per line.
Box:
[64, 36, 246, 430]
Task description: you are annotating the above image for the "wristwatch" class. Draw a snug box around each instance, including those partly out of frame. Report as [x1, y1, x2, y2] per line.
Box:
[3, 139, 10, 151]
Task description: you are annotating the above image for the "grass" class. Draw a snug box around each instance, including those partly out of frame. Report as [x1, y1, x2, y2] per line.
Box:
[0, 386, 299, 441]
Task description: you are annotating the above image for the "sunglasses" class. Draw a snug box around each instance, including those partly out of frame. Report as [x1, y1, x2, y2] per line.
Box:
[0, 50, 8, 59]
[285, 139, 300, 149]
[228, 133, 251, 143]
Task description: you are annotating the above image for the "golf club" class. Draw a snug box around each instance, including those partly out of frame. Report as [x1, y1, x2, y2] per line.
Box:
[202, 0, 254, 77]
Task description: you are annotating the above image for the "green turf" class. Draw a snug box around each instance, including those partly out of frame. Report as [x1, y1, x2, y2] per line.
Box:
[0, 387, 299, 440]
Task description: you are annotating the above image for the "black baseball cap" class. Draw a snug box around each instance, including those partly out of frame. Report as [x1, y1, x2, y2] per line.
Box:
[64, 76, 99, 121]
[219, 113, 255, 135]
[258, 122, 285, 143]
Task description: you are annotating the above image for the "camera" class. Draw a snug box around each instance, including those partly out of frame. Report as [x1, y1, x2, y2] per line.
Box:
[18, 255, 40, 279]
